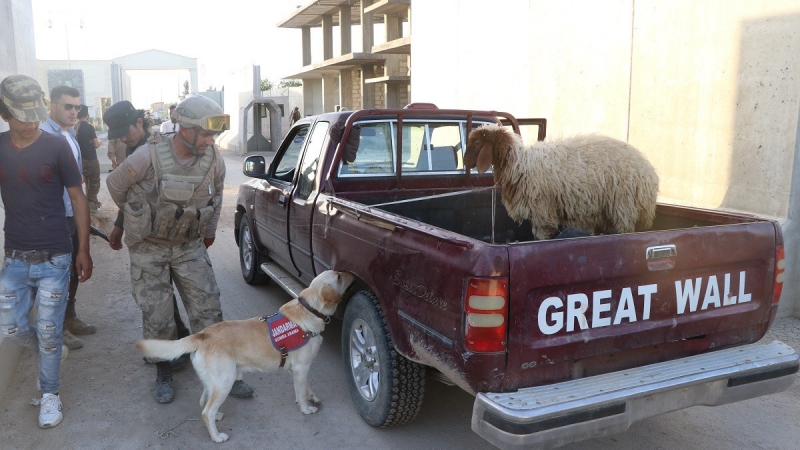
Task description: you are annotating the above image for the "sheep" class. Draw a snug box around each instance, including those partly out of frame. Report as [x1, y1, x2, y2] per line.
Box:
[463, 124, 659, 240]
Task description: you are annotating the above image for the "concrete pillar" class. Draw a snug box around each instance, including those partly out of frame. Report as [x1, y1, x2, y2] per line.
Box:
[361, 64, 375, 109]
[303, 79, 322, 116]
[779, 103, 800, 318]
[340, 69, 353, 110]
[340, 5, 351, 55]
[361, 0, 374, 53]
[188, 68, 198, 94]
[322, 73, 338, 113]
[302, 26, 312, 66]
[110, 63, 122, 104]
[386, 14, 402, 41]
[322, 14, 333, 60]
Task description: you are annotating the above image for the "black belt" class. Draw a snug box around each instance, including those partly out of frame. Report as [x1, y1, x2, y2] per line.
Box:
[4, 249, 68, 264]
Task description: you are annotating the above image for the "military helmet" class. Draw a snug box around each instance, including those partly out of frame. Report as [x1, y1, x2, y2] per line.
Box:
[174, 95, 230, 132]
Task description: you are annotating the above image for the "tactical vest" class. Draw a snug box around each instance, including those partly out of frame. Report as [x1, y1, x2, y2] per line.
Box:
[123, 135, 220, 246]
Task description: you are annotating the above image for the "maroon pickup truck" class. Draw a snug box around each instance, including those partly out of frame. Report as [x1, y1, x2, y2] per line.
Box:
[234, 104, 798, 449]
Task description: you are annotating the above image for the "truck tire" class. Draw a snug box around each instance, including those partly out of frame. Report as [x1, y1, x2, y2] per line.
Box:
[342, 290, 426, 427]
[239, 214, 269, 285]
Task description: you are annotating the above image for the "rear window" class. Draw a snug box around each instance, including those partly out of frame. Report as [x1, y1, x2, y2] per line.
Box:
[338, 119, 491, 178]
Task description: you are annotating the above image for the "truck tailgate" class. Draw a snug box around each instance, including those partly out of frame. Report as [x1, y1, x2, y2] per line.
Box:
[504, 221, 779, 389]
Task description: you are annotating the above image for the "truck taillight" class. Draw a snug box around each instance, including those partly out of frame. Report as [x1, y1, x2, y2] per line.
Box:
[773, 246, 785, 304]
[464, 277, 508, 352]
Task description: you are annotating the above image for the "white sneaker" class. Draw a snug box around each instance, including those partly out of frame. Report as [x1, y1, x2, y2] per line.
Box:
[38, 393, 63, 428]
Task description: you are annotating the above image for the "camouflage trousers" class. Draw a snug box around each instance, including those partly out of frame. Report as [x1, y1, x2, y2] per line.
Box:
[128, 238, 222, 360]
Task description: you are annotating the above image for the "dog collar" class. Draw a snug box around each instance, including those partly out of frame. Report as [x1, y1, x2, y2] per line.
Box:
[298, 295, 330, 324]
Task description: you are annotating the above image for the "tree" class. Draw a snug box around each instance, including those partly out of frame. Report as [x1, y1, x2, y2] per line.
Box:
[260, 78, 273, 92]
[278, 79, 302, 88]
[180, 80, 189, 100]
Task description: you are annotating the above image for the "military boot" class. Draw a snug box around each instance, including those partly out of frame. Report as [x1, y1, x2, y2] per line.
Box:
[154, 362, 175, 403]
[62, 329, 83, 350]
[65, 316, 97, 335]
[229, 379, 254, 398]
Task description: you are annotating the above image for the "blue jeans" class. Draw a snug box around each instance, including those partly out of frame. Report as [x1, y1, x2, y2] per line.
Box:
[0, 254, 71, 394]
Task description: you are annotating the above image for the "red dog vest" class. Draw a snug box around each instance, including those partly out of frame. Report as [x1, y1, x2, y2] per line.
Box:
[266, 313, 311, 352]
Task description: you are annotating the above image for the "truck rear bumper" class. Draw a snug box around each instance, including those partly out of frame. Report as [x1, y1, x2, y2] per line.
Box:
[472, 340, 798, 450]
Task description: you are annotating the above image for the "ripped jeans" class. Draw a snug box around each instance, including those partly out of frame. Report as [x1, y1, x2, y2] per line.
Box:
[0, 254, 71, 394]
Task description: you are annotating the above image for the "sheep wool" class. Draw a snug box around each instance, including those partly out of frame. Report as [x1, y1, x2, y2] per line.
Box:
[464, 124, 659, 240]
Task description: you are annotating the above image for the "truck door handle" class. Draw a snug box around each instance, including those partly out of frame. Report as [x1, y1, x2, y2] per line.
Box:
[646, 245, 677, 259]
[646, 244, 677, 271]
[278, 192, 288, 207]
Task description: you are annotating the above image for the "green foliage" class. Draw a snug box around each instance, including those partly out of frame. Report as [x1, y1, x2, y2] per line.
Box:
[260, 78, 273, 92]
[278, 79, 303, 88]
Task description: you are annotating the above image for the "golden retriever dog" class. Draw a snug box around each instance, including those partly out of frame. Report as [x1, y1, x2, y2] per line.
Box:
[135, 270, 356, 443]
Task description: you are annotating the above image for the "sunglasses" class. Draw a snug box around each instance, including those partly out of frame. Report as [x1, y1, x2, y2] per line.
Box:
[54, 102, 82, 112]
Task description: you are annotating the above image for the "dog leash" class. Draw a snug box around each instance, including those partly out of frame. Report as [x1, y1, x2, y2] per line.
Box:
[156, 417, 200, 439]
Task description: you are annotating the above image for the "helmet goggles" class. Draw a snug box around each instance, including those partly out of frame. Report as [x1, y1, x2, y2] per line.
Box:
[179, 114, 231, 132]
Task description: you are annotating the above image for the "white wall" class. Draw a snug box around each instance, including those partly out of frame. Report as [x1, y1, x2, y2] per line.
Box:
[412, 0, 800, 316]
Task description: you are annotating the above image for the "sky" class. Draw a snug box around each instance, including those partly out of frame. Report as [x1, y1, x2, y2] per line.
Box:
[32, 0, 308, 109]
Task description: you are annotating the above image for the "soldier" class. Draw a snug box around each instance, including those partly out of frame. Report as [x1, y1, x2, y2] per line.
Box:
[103, 97, 253, 403]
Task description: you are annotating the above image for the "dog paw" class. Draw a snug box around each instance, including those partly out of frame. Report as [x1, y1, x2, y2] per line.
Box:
[301, 405, 319, 414]
[212, 432, 229, 443]
[216, 412, 224, 421]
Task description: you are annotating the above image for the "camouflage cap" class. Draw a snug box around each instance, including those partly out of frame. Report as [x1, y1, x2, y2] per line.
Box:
[0, 74, 48, 123]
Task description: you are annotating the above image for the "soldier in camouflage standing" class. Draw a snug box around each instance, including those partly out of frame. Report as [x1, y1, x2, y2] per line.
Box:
[104, 96, 253, 403]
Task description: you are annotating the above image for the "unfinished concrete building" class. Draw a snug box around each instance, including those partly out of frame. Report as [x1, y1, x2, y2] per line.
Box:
[279, 0, 410, 115]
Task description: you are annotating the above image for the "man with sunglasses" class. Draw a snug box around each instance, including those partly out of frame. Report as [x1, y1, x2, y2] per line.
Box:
[105, 96, 253, 403]
[39, 86, 98, 351]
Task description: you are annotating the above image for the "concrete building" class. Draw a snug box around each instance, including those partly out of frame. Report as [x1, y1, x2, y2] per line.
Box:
[278, 0, 800, 318]
[278, 0, 411, 115]
[35, 59, 122, 124]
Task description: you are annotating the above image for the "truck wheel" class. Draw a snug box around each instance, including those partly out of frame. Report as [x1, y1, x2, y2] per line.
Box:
[239, 214, 269, 285]
[342, 290, 426, 427]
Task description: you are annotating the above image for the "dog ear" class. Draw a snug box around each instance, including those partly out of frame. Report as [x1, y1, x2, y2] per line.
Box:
[476, 142, 494, 174]
[320, 285, 342, 305]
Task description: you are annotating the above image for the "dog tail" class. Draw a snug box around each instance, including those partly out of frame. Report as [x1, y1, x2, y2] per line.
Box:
[135, 335, 199, 361]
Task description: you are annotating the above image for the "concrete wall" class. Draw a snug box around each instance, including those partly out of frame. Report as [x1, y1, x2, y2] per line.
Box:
[0, 0, 35, 403]
[412, 0, 800, 316]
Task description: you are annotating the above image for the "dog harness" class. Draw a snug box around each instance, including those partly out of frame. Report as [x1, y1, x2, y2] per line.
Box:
[260, 295, 330, 367]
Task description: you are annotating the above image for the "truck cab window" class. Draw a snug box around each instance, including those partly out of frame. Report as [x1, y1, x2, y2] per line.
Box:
[338, 122, 394, 176]
[272, 126, 309, 182]
[296, 121, 330, 200]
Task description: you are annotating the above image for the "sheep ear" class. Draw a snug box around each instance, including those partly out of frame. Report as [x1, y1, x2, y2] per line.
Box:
[476, 143, 493, 174]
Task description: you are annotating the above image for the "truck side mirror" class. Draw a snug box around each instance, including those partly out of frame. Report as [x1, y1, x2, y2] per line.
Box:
[243, 155, 267, 178]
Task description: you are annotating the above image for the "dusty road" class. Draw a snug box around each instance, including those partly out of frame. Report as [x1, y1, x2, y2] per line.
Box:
[0, 150, 799, 449]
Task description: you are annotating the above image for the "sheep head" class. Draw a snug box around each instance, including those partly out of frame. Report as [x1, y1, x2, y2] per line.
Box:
[464, 124, 518, 174]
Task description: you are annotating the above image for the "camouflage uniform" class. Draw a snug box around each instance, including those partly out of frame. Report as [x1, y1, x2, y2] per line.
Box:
[106, 131, 225, 353]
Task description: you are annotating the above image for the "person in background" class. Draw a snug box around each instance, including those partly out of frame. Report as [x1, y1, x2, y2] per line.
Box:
[0, 74, 93, 428]
[74, 105, 101, 213]
[39, 86, 97, 350]
[289, 106, 301, 127]
[159, 104, 179, 134]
